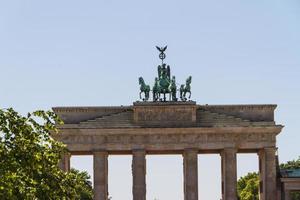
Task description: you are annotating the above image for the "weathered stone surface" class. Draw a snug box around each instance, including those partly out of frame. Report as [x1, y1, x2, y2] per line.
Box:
[52, 107, 131, 124]
[281, 178, 300, 190]
[94, 151, 108, 200]
[133, 101, 197, 127]
[80, 111, 138, 128]
[221, 148, 237, 200]
[259, 148, 277, 200]
[52, 102, 283, 199]
[58, 153, 70, 172]
[53, 102, 276, 125]
[183, 149, 198, 200]
[196, 109, 275, 127]
[281, 178, 300, 200]
[53, 127, 280, 153]
[132, 150, 146, 200]
[199, 104, 277, 122]
[285, 190, 291, 200]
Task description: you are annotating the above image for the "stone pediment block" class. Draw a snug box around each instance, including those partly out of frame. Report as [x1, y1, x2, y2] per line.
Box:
[133, 101, 197, 127]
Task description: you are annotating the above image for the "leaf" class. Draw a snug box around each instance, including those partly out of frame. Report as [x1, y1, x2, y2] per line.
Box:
[0, 108, 93, 199]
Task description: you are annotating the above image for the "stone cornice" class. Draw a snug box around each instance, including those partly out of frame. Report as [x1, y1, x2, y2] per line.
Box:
[198, 104, 277, 110]
[52, 104, 276, 112]
[54, 125, 283, 136]
[133, 101, 196, 106]
[52, 106, 132, 113]
[281, 178, 300, 182]
[52, 103, 280, 125]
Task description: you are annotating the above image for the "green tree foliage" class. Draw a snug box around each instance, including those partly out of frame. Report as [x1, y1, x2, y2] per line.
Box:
[237, 157, 300, 200]
[237, 172, 259, 200]
[0, 108, 92, 200]
[280, 157, 300, 169]
[290, 192, 300, 200]
[280, 157, 300, 200]
[70, 168, 93, 200]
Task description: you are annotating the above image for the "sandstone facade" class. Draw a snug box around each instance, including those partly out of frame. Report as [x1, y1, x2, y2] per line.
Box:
[53, 102, 283, 200]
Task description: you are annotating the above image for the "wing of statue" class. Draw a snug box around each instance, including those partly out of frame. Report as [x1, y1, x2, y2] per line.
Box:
[163, 46, 167, 51]
[156, 46, 162, 52]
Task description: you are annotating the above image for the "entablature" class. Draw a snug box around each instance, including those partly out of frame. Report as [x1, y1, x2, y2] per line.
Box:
[53, 126, 282, 153]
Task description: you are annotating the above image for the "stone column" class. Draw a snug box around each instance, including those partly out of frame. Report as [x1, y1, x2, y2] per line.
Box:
[94, 151, 108, 200]
[284, 190, 290, 200]
[132, 149, 146, 200]
[59, 152, 70, 172]
[183, 149, 198, 200]
[221, 148, 237, 200]
[258, 147, 277, 200]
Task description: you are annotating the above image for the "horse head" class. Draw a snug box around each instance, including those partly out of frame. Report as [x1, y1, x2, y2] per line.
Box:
[139, 77, 144, 85]
[186, 76, 192, 85]
[171, 76, 175, 81]
[180, 84, 185, 90]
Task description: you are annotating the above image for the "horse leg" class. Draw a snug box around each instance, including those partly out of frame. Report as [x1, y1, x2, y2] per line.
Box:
[188, 91, 191, 99]
[180, 89, 183, 100]
[183, 91, 187, 101]
[140, 91, 142, 99]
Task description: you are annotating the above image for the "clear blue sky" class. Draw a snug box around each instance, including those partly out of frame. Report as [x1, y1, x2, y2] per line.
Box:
[1, 1, 300, 199]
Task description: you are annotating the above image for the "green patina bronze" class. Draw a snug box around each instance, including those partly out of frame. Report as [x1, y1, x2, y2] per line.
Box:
[138, 77, 150, 101]
[139, 46, 192, 102]
[180, 76, 192, 101]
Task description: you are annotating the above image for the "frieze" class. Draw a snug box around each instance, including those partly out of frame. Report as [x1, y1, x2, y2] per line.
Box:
[59, 132, 276, 146]
[136, 108, 192, 122]
[133, 103, 197, 125]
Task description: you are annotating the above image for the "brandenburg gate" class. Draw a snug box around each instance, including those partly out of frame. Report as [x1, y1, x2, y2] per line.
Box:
[53, 47, 283, 200]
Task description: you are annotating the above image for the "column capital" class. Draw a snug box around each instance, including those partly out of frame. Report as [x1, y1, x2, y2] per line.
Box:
[93, 150, 108, 156]
[222, 147, 238, 152]
[264, 147, 277, 152]
[132, 149, 146, 154]
[59, 151, 71, 158]
[258, 147, 277, 156]
[221, 148, 237, 156]
[184, 148, 199, 153]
